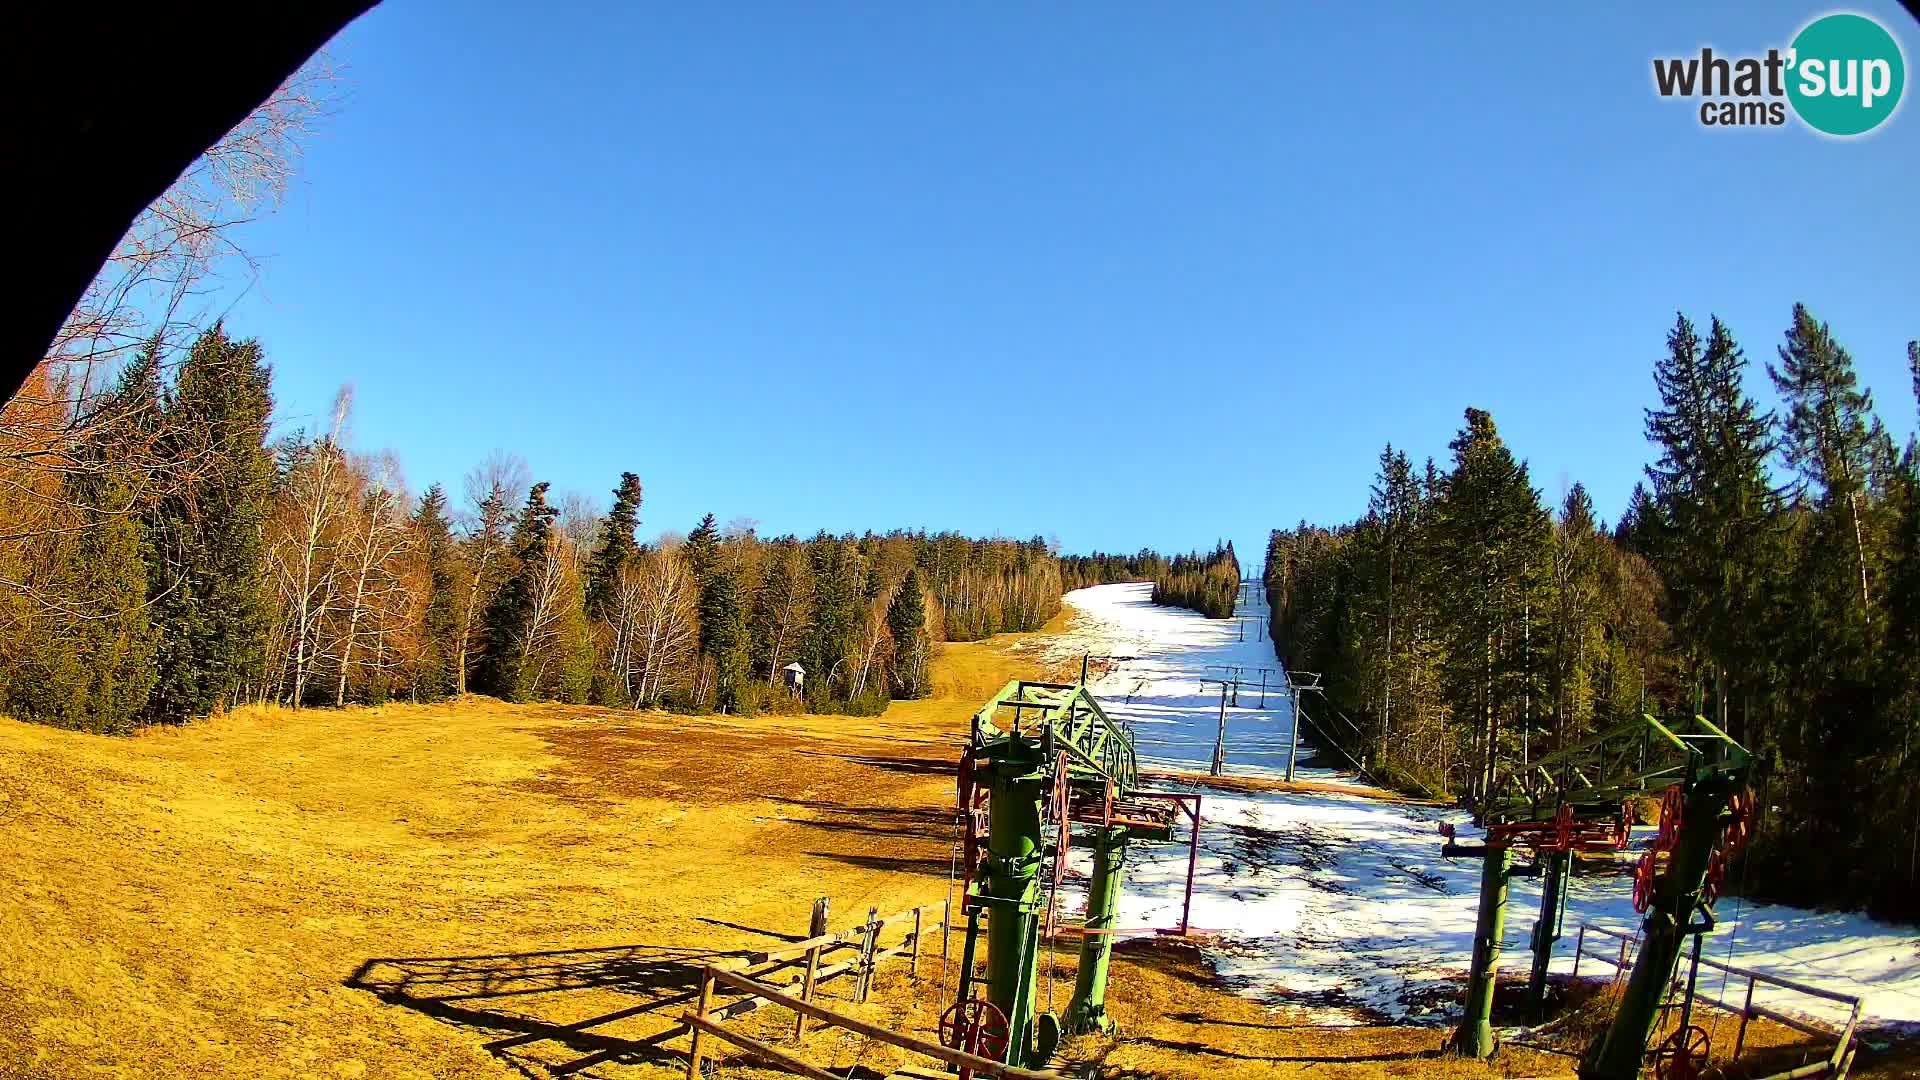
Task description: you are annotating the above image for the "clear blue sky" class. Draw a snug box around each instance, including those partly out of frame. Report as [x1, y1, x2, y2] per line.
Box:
[219, 2, 1918, 562]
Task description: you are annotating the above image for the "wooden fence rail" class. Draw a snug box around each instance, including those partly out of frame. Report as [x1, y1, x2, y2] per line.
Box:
[685, 965, 1062, 1080]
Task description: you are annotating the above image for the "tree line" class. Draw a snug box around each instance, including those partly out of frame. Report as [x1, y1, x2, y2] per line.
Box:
[1151, 543, 1241, 619]
[1264, 305, 1919, 919]
[1060, 550, 1173, 591]
[0, 325, 1079, 731]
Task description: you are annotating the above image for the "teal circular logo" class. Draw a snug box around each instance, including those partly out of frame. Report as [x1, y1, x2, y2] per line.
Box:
[1788, 13, 1905, 136]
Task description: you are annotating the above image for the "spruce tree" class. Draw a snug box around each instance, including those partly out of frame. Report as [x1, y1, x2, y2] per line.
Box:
[1431, 408, 1550, 801]
[584, 472, 643, 620]
[886, 567, 930, 698]
[685, 513, 720, 584]
[1, 395, 160, 733]
[1771, 303, 1882, 611]
[145, 324, 275, 721]
[414, 484, 459, 701]
[751, 541, 813, 684]
[701, 562, 751, 711]
[475, 482, 557, 700]
[1642, 314, 1778, 733]
[456, 482, 514, 695]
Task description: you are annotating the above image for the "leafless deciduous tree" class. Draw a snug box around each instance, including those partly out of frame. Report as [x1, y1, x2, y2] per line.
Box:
[454, 451, 529, 695]
[617, 548, 698, 706]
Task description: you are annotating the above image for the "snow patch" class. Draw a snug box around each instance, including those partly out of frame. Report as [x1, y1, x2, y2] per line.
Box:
[1045, 582, 1920, 1033]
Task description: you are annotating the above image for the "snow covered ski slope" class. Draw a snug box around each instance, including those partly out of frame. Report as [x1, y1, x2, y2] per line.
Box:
[1040, 582, 1920, 1034]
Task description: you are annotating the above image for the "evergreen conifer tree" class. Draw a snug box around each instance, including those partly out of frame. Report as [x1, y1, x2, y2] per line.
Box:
[414, 484, 459, 700]
[475, 482, 557, 700]
[701, 563, 750, 711]
[0, 350, 161, 731]
[145, 324, 275, 721]
[584, 472, 642, 620]
[886, 567, 930, 698]
[1643, 314, 1778, 732]
[1431, 407, 1550, 801]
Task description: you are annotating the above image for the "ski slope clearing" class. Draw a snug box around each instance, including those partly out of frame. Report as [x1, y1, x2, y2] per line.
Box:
[1041, 583, 1920, 1035]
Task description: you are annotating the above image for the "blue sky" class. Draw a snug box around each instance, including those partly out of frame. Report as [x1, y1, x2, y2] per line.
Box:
[216, 2, 1918, 562]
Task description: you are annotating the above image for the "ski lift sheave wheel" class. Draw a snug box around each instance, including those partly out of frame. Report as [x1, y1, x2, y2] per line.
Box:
[1656, 785, 1686, 848]
[1652, 1023, 1711, 1080]
[940, 998, 1010, 1080]
[958, 751, 992, 895]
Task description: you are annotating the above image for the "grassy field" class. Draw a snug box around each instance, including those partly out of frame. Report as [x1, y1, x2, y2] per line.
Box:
[2, 613, 1885, 1080]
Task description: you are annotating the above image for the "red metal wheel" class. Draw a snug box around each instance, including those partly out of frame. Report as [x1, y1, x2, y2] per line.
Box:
[1703, 847, 1726, 905]
[1653, 1023, 1711, 1080]
[958, 752, 992, 896]
[1633, 850, 1657, 913]
[940, 998, 1010, 1079]
[1722, 789, 1754, 854]
[1656, 786, 1686, 851]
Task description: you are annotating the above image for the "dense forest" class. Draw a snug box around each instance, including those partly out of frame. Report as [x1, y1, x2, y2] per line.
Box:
[0, 326, 1081, 729]
[1152, 543, 1242, 619]
[1060, 550, 1172, 591]
[1265, 306, 1919, 920]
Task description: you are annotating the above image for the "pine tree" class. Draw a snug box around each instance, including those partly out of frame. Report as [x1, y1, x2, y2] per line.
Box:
[475, 482, 557, 700]
[1642, 314, 1777, 733]
[751, 540, 813, 685]
[1547, 484, 1606, 752]
[701, 562, 750, 711]
[1771, 303, 1883, 612]
[0, 388, 160, 733]
[804, 535, 864, 703]
[887, 567, 930, 699]
[414, 484, 459, 701]
[455, 482, 514, 695]
[584, 472, 642, 621]
[685, 513, 720, 584]
[145, 324, 276, 721]
[1431, 408, 1550, 801]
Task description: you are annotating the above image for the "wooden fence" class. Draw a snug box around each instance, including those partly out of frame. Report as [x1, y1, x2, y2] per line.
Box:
[685, 964, 1061, 1080]
[679, 899, 1063, 1079]
[1572, 922, 1861, 1079]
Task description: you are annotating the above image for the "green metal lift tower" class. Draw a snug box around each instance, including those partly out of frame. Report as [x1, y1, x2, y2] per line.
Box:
[944, 680, 1201, 1070]
[1439, 713, 1750, 1075]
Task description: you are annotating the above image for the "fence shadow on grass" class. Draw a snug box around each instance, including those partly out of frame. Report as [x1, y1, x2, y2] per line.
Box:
[346, 941, 757, 1078]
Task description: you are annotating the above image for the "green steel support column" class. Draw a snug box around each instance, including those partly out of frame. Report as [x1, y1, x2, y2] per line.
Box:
[1455, 843, 1512, 1058]
[985, 763, 1045, 1066]
[1579, 780, 1733, 1080]
[1527, 849, 1571, 1019]
[1064, 825, 1129, 1035]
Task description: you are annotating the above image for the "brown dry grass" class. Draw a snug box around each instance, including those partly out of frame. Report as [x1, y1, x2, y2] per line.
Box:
[3, 607, 1906, 1079]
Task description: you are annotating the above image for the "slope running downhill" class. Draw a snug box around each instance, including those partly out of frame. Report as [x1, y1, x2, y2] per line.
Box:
[1035, 582, 1920, 1037]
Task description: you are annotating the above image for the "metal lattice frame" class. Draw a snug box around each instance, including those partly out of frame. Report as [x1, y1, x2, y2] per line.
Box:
[1482, 713, 1751, 825]
[970, 680, 1140, 792]
[956, 680, 1194, 1065]
[1448, 714, 1751, 1061]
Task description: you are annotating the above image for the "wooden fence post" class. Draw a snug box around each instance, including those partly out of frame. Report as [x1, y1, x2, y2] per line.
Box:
[1734, 975, 1756, 1059]
[911, 907, 923, 977]
[810, 897, 831, 939]
[794, 944, 820, 1042]
[687, 966, 715, 1080]
[856, 906, 879, 1003]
